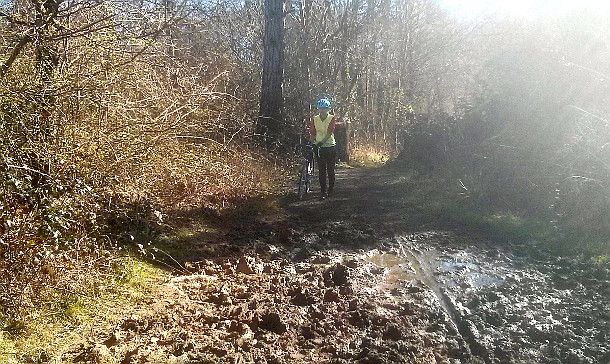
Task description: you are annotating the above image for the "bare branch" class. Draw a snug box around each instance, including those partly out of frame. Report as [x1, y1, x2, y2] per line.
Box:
[0, 35, 31, 79]
[0, 9, 33, 26]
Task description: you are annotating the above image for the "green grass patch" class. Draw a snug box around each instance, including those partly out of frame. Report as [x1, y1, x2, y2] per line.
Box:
[385, 163, 566, 246]
[0, 331, 18, 363]
[111, 256, 167, 294]
[559, 230, 610, 257]
[1, 255, 167, 363]
[439, 200, 610, 257]
[440, 201, 561, 244]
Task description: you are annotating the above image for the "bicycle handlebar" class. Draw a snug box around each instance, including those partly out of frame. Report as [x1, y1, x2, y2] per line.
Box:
[295, 143, 314, 149]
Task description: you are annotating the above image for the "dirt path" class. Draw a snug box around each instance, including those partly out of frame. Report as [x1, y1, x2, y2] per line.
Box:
[65, 165, 610, 364]
[287, 166, 427, 233]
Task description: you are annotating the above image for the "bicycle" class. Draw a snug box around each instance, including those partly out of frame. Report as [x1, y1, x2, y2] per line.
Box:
[296, 143, 316, 200]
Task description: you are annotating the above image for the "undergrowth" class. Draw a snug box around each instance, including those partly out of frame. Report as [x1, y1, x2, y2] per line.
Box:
[0, 141, 289, 362]
[1, 83, 290, 362]
[387, 162, 609, 256]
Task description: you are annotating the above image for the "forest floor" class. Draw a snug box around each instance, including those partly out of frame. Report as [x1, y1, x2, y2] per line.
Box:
[32, 165, 610, 364]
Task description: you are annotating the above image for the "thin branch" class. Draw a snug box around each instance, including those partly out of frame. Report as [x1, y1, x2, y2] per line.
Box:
[569, 105, 609, 126]
[175, 135, 224, 145]
[224, 125, 246, 149]
[6, 164, 54, 179]
[0, 9, 32, 26]
[46, 14, 116, 41]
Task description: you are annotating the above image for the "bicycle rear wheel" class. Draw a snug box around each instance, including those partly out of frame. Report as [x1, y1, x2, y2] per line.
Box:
[298, 160, 309, 200]
[305, 157, 314, 193]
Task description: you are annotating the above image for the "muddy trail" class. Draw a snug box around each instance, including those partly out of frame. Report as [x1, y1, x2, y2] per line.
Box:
[288, 166, 610, 364]
[68, 166, 609, 364]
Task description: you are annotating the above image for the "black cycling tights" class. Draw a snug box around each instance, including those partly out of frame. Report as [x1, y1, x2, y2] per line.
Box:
[317, 146, 336, 194]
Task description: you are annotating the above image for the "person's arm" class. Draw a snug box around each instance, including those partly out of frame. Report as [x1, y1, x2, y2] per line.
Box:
[308, 117, 316, 143]
[318, 115, 337, 146]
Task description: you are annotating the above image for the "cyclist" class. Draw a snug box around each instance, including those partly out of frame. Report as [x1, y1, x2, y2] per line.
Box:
[309, 98, 337, 199]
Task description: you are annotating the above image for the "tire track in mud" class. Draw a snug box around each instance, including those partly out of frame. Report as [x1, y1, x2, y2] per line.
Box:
[294, 167, 491, 362]
[395, 236, 491, 364]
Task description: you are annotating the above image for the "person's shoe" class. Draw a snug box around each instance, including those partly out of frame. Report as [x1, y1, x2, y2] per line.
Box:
[320, 192, 328, 200]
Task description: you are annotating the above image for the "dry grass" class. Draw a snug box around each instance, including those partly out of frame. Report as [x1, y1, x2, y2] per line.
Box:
[350, 143, 391, 167]
[64, 130, 289, 211]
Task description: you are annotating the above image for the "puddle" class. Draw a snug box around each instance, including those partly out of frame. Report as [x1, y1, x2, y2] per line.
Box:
[438, 257, 505, 288]
[367, 252, 404, 268]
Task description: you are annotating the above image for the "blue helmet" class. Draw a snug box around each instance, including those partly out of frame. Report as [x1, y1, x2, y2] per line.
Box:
[316, 98, 331, 109]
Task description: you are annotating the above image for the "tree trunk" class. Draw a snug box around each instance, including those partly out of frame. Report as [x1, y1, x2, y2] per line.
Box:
[299, 0, 312, 138]
[258, 0, 285, 147]
[336, 120, 350, 163]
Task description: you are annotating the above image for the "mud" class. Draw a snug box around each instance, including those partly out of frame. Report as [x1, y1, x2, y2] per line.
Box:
[66, 166, 609, 364]
[65, 224, 468, 363]
[397, 232, 610, 364]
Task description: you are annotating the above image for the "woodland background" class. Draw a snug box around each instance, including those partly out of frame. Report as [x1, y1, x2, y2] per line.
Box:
[1, 0, 609, 329]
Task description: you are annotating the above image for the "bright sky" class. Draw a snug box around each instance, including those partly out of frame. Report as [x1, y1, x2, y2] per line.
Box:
[438, 0, 610, 19]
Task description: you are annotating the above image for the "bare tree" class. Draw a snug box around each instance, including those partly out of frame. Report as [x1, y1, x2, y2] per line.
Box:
[281, 0, 461, 150]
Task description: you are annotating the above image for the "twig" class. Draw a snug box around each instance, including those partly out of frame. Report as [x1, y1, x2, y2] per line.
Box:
[0, 35, 31, 79]
[5, 164, 54, 179]
[224, 125, 246, 150]
[569, 105, 609, 126]
[151, 247, 190, 274]
[176, 135, 224, 145]
[565, 61, 609, 80]
[458, 179, 468, 191]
